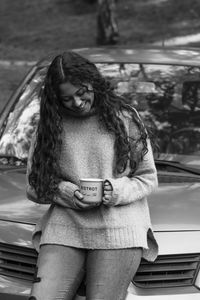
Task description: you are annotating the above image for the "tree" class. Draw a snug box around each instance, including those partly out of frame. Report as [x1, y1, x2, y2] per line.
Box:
[96, 0, 119, 45]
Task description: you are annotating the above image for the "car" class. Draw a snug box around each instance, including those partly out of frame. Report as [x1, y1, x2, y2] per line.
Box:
[0, 47, 200, 300]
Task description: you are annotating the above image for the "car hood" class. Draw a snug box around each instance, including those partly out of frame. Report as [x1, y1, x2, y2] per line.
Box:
[0, 168, 48, 224]
[0, 168, 200, 231]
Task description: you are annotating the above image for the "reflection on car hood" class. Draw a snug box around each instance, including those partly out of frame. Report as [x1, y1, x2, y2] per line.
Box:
[0, 168, 200, 231]
[158, 153, 200, 169]
[148, 181, 200, 231]
[0, 168, 48, 224]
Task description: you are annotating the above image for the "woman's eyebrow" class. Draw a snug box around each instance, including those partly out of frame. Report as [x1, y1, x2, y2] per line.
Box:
[60, 86, 86, 99]
[76, 86, 86, 92]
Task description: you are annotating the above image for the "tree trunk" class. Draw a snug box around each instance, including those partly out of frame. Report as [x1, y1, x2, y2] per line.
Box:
[96, 0, 119, 45]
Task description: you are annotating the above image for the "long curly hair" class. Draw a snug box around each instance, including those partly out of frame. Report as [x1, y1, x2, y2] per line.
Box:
[29, 51, 149, 202]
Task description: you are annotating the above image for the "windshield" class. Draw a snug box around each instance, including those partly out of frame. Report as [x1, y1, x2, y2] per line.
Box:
[0, 62, 200, 168]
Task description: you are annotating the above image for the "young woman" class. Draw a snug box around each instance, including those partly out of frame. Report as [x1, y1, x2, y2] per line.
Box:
[27, 51, 158, 300]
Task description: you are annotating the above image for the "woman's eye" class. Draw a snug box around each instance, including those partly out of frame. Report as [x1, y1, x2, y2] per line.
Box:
[77, 91, 84, 97]
[61, 97, 72, 102]
[77, 86, 88, 96]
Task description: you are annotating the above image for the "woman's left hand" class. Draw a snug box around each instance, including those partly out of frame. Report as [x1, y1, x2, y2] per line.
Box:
[102, 180, 113, 206]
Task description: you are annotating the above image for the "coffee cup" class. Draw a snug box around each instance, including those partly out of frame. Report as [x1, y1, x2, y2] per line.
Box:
[80, 178, 104, 203]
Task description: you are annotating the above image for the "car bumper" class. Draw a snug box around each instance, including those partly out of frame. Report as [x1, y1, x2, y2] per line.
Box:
[126, 294, 200, 300]
[0, 276, 199, 300]
[72, 290, 200, 300]
[0, 275, 31, 300]
[73, 295, 200, 300]
[126, 282, 200, 300]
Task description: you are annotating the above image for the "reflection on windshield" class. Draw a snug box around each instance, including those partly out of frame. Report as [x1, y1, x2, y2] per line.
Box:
[0, 63, 200, 166]
[0, 98, 39, 159]
[0, 69, 45, 159]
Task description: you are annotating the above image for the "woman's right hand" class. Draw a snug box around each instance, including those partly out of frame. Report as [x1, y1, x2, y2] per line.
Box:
[53, 181, 100, 210]
[73, 190, 101, 209]
[52, 181, 80, 209]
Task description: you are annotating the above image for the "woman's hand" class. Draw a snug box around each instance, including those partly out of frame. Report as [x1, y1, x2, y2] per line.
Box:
[53, 181, 101, 209]
[52, 182, 82, 209]
[102, 180, 113, 206]
[73, 190, 101, 209]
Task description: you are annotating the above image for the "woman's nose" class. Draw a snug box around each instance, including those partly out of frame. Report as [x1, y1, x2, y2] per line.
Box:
[73, 95, 83, 107]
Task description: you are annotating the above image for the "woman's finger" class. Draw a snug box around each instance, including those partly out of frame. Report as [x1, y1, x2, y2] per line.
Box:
[104, 185, 112, 191]
[102, 196, 112, 206]
[75, 196, 100, 206]
[74, 199, 89, 209]
[74, 198, 100, 209]
[103, 194, 112, 200]
[74, 190, 84, 200]
[104, 190, 113, 196]
[104, 181, 113, 191]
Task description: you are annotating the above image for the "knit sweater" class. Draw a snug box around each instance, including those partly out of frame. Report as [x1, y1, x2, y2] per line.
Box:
[26, 110, 159, 262]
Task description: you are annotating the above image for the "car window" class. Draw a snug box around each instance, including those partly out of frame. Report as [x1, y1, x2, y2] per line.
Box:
[0, 63, 200, 167]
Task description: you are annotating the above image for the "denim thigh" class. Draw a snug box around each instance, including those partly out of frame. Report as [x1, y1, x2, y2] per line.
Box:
[86, 247, 142, 300]
[29, 245, 142, 300]
[29, 244, 86, 300]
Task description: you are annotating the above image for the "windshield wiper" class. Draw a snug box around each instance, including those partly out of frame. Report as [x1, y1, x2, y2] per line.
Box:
[155, 160, 200, 176]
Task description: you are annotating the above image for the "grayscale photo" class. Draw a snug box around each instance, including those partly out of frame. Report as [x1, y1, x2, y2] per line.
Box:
[0, 1, 200, 299]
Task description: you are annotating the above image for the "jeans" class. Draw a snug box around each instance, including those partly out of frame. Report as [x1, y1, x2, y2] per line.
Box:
[29, 244, 142, 300]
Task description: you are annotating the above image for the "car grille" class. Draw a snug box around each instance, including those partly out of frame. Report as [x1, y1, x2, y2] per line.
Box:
[133, 253, 200, 288]
[0, 242, 37, 281]
[0, 243, 200, 289]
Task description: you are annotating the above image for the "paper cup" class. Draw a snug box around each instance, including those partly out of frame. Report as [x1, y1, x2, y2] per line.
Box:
[80, 178, 104, 203]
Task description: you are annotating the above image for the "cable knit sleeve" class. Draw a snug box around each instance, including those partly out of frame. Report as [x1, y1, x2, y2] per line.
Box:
[106, 139, 158, 206]
[105, 112, 158, 206]
[26, 131, 80, 209]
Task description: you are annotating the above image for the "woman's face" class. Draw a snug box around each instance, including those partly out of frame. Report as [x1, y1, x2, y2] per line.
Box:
[58, 81, 95, 116]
